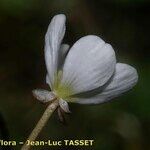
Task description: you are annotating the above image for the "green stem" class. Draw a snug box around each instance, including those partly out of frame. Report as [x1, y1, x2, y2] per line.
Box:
[21, 99, 59, 150]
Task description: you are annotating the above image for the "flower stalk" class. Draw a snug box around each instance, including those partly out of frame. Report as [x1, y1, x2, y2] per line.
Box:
[21, 99, 59, 150]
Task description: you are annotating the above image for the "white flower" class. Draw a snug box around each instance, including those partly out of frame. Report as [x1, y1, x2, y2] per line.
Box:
[33, 14, 138, 113]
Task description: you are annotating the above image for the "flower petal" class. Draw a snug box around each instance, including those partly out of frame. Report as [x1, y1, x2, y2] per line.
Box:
[75, 63, 138, 104]
[46, 74, 50, 85]
[61, 35, 116, 94]
[58, 44, 70, 69]
[46, 44, 69, 86]
[44, 14, 66, 89]
[32, 89, 56, 103]
[59, 99, 71, 113]
[60, 44, 70, 57]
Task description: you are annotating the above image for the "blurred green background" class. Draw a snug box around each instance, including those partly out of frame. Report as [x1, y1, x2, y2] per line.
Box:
[0, 0, 150, 149]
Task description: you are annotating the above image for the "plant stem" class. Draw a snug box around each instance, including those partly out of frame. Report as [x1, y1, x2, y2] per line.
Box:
[21, 99, 59, 150]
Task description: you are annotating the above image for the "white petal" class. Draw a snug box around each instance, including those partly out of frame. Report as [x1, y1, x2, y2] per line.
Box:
[44, 14, 66, 89]
[61, 35, 116, 94]
[46, 44, 69, 86]
[32, 89, 56, 103]
[76, 63, 138, 104]
[59, 99, 71, 113]
[46, 74, 50, 85]
[58, 44, 70, 69]
[60, 44, 70, 57]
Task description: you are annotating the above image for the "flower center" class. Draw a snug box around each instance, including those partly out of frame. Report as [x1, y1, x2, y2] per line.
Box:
[53, 71, 73, 101]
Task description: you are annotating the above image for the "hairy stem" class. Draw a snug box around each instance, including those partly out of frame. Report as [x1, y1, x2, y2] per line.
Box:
[21, 99, 59, 150]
